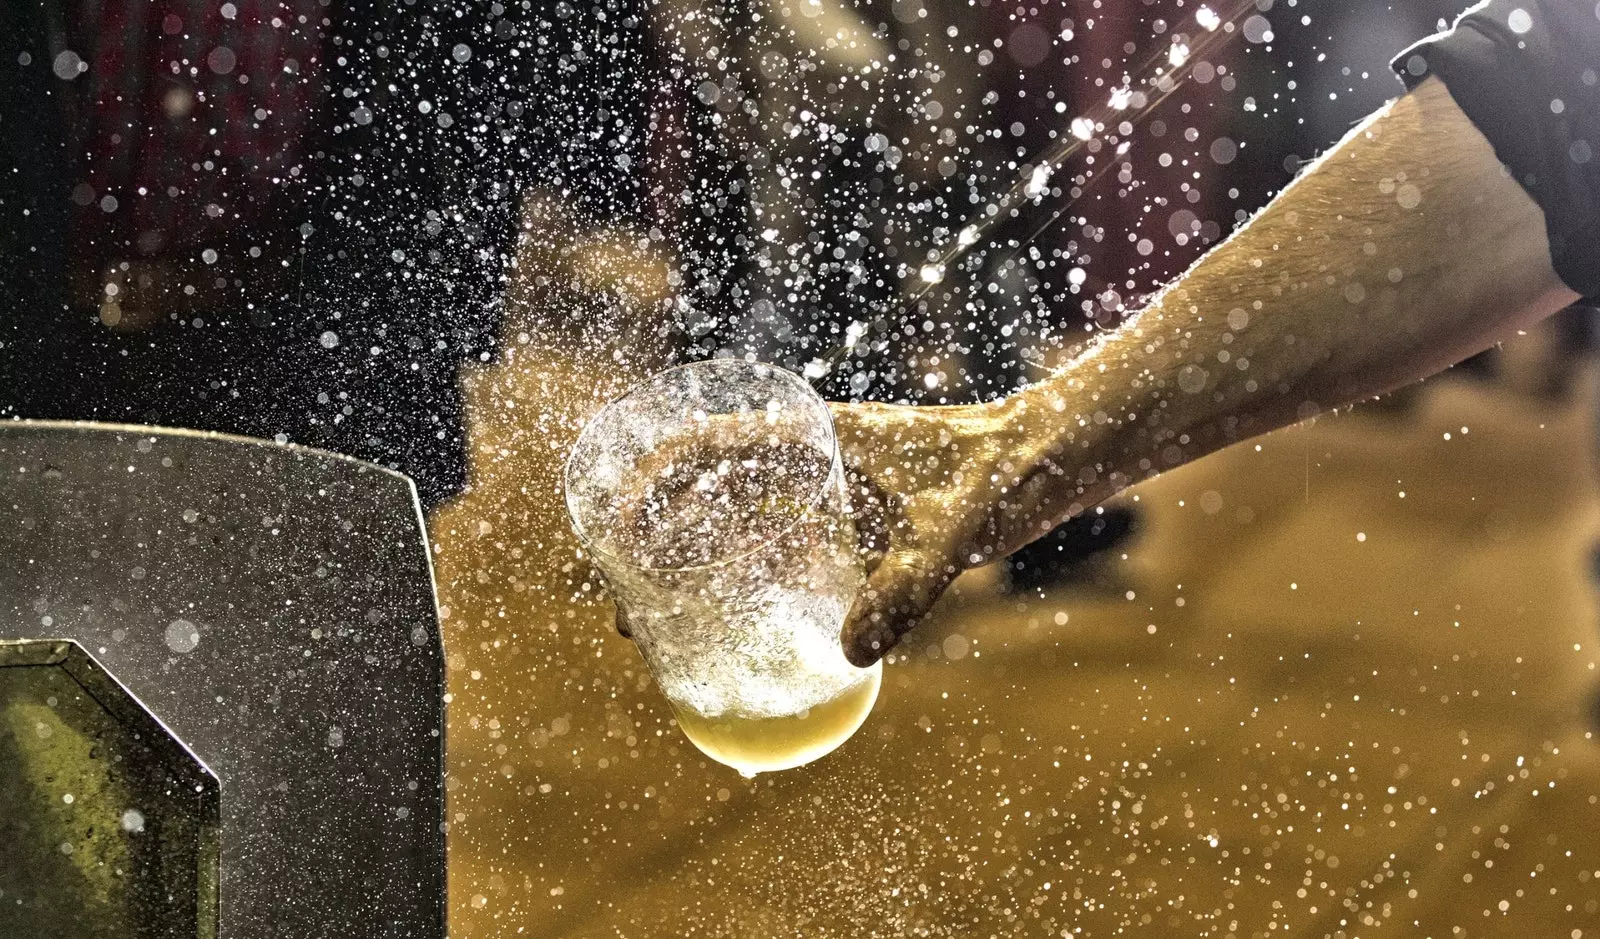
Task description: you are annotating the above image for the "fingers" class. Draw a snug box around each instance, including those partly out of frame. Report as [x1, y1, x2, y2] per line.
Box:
[830, 403, 911, 575]
[840, 546, 958, 667]
[828, 398, 985, 665]
[828, 400, 915, 468]
[842, 469, 894, 574]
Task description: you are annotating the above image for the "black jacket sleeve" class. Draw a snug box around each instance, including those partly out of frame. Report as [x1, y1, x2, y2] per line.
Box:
[1394, 0, 1600, 297]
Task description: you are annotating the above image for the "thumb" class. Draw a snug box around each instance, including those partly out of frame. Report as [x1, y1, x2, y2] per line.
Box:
[612, 596, 634, 639]
[840, 546, 958, 667]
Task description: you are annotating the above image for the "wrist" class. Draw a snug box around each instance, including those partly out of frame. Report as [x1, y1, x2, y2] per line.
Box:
[990, 379, 1132, 549]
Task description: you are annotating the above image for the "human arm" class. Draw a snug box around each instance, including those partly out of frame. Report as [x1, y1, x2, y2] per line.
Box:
[833, 75, 1579, 666]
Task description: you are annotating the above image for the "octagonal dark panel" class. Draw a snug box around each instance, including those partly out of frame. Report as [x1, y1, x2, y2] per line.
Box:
[0, 638, 220, 939]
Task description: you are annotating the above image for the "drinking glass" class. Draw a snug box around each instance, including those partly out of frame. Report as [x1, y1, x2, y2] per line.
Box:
[564, 359, 880, 776]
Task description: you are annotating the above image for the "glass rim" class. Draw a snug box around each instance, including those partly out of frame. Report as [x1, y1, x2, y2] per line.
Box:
[563, 358, 844, 575]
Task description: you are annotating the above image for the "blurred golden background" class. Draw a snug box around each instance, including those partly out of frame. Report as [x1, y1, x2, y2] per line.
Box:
[432, 204, 1600, 937]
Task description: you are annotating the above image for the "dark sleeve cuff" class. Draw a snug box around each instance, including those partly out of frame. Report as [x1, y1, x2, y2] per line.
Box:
[1393, 0, 1600, 299]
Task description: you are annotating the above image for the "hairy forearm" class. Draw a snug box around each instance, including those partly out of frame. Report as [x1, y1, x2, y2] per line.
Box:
[998, 77, 1577, 544]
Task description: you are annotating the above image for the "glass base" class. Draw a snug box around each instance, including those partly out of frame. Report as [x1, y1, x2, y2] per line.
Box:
[672, 665, 882, 776]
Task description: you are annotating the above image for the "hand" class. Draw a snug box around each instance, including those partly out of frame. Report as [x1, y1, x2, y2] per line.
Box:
[600, 391, 1086, 657]
[829, 397, 1059, 665]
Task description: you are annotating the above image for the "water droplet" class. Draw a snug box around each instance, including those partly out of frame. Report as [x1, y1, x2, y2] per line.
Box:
[165, 619, 200, 654]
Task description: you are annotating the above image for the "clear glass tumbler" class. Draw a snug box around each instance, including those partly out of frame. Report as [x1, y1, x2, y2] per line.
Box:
[564, 359, 880, 776]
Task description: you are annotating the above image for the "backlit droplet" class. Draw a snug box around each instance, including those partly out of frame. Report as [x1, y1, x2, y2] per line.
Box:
[165, 619, 200, 654]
